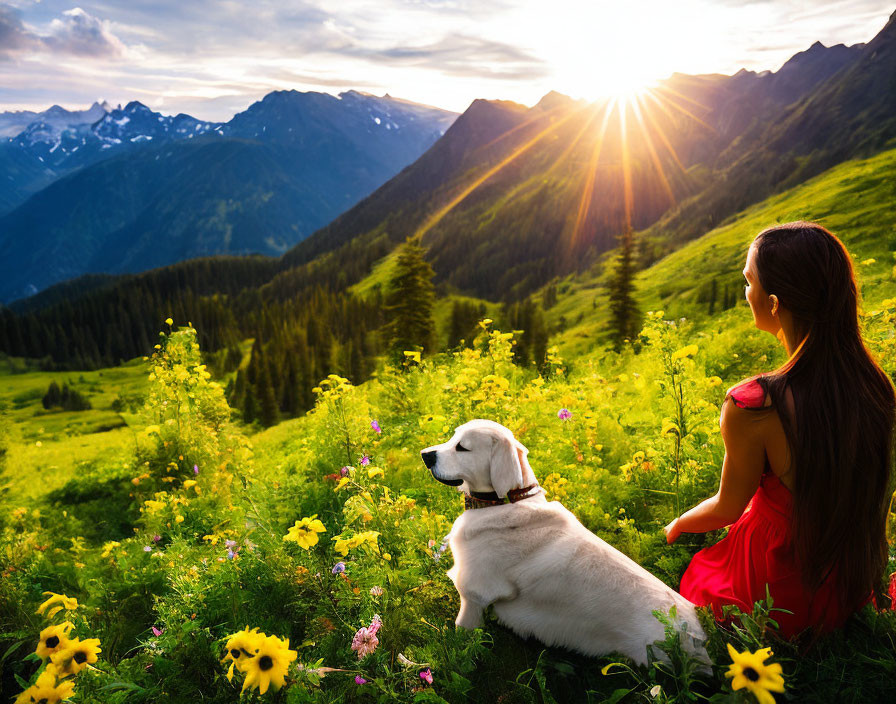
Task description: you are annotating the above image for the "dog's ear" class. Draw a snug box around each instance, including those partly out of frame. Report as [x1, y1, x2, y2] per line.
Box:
[490, 433, 523, 498]
[515, 441, 533, 482]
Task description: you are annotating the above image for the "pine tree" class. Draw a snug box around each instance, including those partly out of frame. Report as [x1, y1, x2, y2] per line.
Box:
[257, 361, 280, 427]
[448, 301, 464, 349]
[384, 236, 437, 357]
[242, 387, 258, 424]
[607, 227, 641, 349]
[42, 381, 62, 409]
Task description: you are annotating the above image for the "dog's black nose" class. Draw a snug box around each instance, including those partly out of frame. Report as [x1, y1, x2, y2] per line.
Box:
[421, 450, 437, 469]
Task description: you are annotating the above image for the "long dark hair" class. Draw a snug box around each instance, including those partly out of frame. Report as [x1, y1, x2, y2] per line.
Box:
[748, 221, 895, 612]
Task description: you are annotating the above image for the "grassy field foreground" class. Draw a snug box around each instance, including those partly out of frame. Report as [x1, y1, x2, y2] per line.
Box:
[1, 309, 895, 703]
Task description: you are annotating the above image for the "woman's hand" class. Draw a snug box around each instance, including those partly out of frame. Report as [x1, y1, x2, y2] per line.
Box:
[664, 517, 682, 545]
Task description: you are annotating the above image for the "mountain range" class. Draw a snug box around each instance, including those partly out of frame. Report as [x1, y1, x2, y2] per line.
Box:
[0, 10, 894, 325]
[279, 24, 883, 300]
[0, 91, 457, 302]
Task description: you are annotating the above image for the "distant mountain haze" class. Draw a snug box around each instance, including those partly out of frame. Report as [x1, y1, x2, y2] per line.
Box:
[0, 100, 110, 138]
[0, 91, 457, 303]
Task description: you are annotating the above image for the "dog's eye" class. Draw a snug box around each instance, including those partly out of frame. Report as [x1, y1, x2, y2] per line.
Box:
[455, 443, 470, 452]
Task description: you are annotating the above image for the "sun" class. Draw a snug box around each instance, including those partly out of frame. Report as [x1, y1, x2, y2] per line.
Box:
[520, 0, 720, 104]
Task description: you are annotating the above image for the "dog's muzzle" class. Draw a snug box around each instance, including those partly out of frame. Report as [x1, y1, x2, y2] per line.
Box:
[422, 450, 463, 486]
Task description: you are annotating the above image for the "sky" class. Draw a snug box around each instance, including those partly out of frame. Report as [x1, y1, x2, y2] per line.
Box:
[0, 0, 893, 121]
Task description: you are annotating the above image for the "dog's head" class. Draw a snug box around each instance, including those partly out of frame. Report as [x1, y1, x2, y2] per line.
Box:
[420, 419, 536, 498]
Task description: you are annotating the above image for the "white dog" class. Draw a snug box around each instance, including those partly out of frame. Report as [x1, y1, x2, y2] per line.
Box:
[421, 419, 710, 668]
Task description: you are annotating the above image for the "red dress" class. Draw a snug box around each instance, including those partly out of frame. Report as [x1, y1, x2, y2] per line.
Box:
[678, 378, 867, 640]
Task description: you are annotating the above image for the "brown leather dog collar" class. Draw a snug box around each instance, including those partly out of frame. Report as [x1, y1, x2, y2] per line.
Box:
[463, 484, 542, 511]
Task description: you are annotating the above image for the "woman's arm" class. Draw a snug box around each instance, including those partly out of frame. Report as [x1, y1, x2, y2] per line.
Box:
[665, 396, 767, 544]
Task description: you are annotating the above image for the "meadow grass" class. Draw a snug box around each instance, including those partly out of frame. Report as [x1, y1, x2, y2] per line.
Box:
[1, 311, 894, 703]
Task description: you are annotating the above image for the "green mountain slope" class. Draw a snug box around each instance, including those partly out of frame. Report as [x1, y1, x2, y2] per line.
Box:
[549, 145, 896, 358]
[649, 10, 896, 249]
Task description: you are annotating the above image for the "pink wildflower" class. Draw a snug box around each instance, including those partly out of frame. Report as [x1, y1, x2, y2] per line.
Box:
[360, 455, 370, 467]
[420, 668, 433, 684]
[355, 676, 368, 685]
[371, 420, 382, 434]
[151, 626, 163, 637]
[351, 616, 382, 659]
[558, 408, 572, 420]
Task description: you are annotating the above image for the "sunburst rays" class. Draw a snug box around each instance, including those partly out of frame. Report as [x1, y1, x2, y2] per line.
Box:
[414, 83, 714, 259]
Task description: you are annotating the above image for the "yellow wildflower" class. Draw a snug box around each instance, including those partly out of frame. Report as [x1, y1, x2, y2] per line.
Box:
[165, 317, 173, 325]
[403, 350, 421, 363]
[100, 541, 121, 558]
[708, 376, 723, 386]
[332, 530, 381, 556]
[222, 627, 265, 682]
[36, 592, 78, 620]
[50, 637, 102, 677]
[35, 622, 75, 659]
[725, 643, 785, 704]
[661, 418, 680, 437]
[239, 634, 297, 695]
[283, 515, 326, 549]
[671, 344, 699, 361]
[14, 667, 74, 704]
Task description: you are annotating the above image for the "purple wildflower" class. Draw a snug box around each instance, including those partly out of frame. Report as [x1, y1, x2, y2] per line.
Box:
[152, 534, 161, 543]
[420, 668, 433, 684]
[193, 464, 199, 475]
[355, 676, 368, 685]
[370, 419, 382, 434]
[227, 549, 235, 560]
[558, 408, 572, 421]
[360, 455, 370, 467]
[224, 539, 237, 548]
[151, 626, 163, 637]
[332, 561, 346, 575]
[143, 546, 152, 552]
[340, 466, 350, 477]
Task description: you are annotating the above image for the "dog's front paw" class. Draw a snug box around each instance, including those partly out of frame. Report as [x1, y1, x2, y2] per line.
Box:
[455, 602, 483, 629]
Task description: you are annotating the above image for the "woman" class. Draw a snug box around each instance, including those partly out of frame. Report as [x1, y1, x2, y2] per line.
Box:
[663, 221, 896, 642]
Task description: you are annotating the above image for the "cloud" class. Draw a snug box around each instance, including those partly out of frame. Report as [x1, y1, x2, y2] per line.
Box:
[0, 4, 35, 58]
[0, 3, 133, 60]
[43, 7, 129, 57]
[346, 33, 550, 80]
